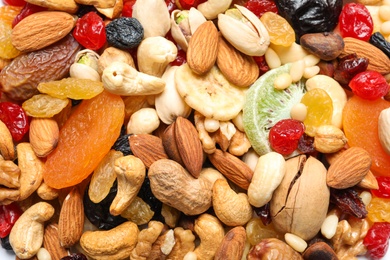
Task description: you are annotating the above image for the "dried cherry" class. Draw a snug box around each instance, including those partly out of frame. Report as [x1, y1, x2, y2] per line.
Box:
[2, 0, 25, 6]
[0, 202, 23, 238]
[165, 0, 177, 14]
[364, 222, 390, 260]
[122, 0, 136, 17]
[253, 55, 269, 76]
[12, 2, 47, 28]
[73, 11, 106, 51]
[0, 102, 29, 142]
[170, 48, 187, 66]
[330, 188, 367, 219]
[176, 0, 206, 10]
[245, 0, 278, 17]
[370, 32, 390, 59]
[371, 177, 390, 199]
[339, 3, 373, 41]
[333, 54, 368, 86]
[349, 70, 389, 100]
[106, 17, 144, 49]
[269, 119, 305, 155]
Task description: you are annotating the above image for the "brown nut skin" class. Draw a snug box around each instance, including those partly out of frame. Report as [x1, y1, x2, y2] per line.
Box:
[270, 155, 330, 241]
[214, 226, 246, 260]
[247, 238, 303, 260]
[302, 242, 338, 260]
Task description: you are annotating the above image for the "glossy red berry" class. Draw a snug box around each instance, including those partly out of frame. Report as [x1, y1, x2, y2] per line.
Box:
[122, 0, 136, 17]
[12, 2, 47, 28]
[2, 0, 25, 6]
[364, 222, 390, 260]
[0, 102, 29, 142]
[245, 0, 278, 18]
[73, 11, 106, 51]
[165, 0, 177, 14]
[253, 55, 269, 76]
[371, 177, 390, 198]
[269, 119, 305, 155]
[177, 0, 206, 10]
[170, 48, 186, 66]
[0, 202, 23, 238]
[349, 70, 389, 100]
[339, 3, 373, 41]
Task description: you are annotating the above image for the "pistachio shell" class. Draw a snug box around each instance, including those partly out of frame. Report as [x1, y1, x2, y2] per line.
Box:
[132, 0, 171, 38]
[70, 63, 101, 81]
[197, 0, 232, 20]
[218, 5, 270, 56]
[74, 49, 100, 72]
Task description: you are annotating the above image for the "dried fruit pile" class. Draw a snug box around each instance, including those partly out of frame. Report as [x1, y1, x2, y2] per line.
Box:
[0, 0, 390, 259]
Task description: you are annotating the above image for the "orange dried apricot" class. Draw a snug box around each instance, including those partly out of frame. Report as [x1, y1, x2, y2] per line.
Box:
[43, 91, 125, 189]
[342, 95, 390, 177]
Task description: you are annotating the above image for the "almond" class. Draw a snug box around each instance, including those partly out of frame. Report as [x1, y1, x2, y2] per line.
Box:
[43, 223, 69, 260]
[214, 226, 246, 259]
[58, 187, 84, 248]
[217, 35, 259, 87]
[357, 170, 379, 190]
[187, 21, 218, 75]
[129, 133, 168, 168]
[326, 147, 372, 189]
[208, 149, 253, 190]
[161, 122, 184, 166]
[29, 118, 59, 157]
[174, 116, 204, 178]
[11, 11, 76, 52]
[340, 37, 390, 75]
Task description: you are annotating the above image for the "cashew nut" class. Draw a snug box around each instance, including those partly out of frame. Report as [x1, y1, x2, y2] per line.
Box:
[212, 179, 253, 226]
[148, 159, 213, 215]
[98, 47, 135, 74]
[137, 37, 178, 77]
[0, 119, 15, 160]
[37, 181, 59, 201]
[17, 142, 44, 201]
[247, 152, 286, 208]
[197, 0, 232, 20]
[95, 0, 123, 19]
[126, 107, 160, 135]
[193, 213, 225, 260]
[80, 221, 139, 260]
[130, 220, 164, 260]
[9, 202, 55, 259]
[102, 61, 166, 96]
[110, 155, 146, 216]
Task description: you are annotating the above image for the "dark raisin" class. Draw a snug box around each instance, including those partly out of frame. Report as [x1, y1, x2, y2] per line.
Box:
[254, 202, 272, 226]
[275, 0, 343, 39]
[106, 17, 144, 49]
[330, 188, 367, 219]
[138, 174, 164, 222]
[61, 253, 88, 260]
[112, 132, 132, 156]
[334, 54, 369, 86]
[369, 32, 390, 59]
[298, 133, 316, 154]
[83, 181, 127, 230]
[1, 235, 13, 251]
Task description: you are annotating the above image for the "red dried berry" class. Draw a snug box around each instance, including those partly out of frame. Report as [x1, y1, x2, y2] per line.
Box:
[364, 222, 390, 260]
[165, 0, 177, 14]
[253, 55, 270, 76]
[2, 0, 25, 6]
[0, 102, 29, 142]
[371, 177, 390, 199]
[245, 0, 278, 18]
[122, 0, 136, 17]
[0, 202, 23, 238]
[73, 11, 106, 51]
[12, 2, 47, 28]
[170, 49, 186, 66]
[349, 70, 389, 100]
[177, 0, 206, 10]
[269, 119, 305, 155]
[339, 3, 373, 41]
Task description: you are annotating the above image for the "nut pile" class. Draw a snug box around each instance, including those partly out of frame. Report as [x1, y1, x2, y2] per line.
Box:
[0, 0, 390, 260]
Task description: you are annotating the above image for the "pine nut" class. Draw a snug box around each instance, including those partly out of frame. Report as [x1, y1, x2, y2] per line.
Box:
[37, 247, 52, 260]
[303, 66, 320, 79]
[321, 214, 339, 239]
[379, 6, 390, 21]
[290, 60, 305, 82]
[360, 190, 372, 206]
[380, 21, 390, 36]
[285, 233, 307, 253]
[265, 47, 281, 69]
[290, 103, 307, 122]
[303, 54, 320, 67]
[274, 73, 292, 90]
[204, 118, 220, 133]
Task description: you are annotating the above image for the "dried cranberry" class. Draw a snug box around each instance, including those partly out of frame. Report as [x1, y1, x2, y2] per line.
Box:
[0, 102, 29, 142]
[2, 0, 25, 6]
[364, 222, 390, 260]
[0, 202, 23, 238]
[73, 11, 106, 51]
[245, 0, 278, 17]
[339, 3, 373, 41]
[165, 0, 178, 14]
[349, 70, 389, 100]
[253, 55, 269, 76]
[122, 0, 136, 17]
[371, 177, 390, 199]
[177, 0, 206, 10]
[269, 119, 305, 155]
[170, 49, 187, 66]
[12, 2, 47, 28]
[333, 54, 368, 86]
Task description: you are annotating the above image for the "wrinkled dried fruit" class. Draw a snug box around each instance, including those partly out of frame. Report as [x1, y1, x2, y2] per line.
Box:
[330, 188, 367, 219]
[22, 94, 70, 118]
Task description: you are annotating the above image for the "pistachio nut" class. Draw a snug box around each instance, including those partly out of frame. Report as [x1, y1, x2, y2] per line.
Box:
[270, 155, 330, 241]
[218, 5, 270, 56]
[70, 49, 100, 81]
[137, 36, 178, 77]
[170, 8, 207, 52]
[132, 0, 171, 38]
[197, 0, 232, 20]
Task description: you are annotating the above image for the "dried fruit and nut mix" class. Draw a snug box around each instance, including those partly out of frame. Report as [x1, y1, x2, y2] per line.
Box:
[1, 0, 390, 259]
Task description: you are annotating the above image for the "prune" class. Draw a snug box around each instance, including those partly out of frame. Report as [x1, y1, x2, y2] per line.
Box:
[333, 53, 368, 86]
[112, 131, 132, 156]
[275, 0, 343, 39]
[106, 17, 144, 49]
[370, 32, 390, 59]
[84, 181, 127, 230]
[1, 235, 12, 251]
[138, 175, 163, 222]
[61, 253, 88, 260]
[330, 188, 367, 219]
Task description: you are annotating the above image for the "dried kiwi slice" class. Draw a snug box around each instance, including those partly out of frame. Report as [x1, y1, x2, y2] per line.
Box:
[243, 63, 305, 156]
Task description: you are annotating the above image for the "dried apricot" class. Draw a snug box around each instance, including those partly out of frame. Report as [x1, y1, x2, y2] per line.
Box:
[343, 95, 390, 176]
[43, 91, 125, 189]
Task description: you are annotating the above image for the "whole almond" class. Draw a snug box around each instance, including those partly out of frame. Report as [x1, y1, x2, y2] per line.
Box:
[129, 133, 168, 168]
[12, 11, 76, 52]
[217, 35, 259, 87]
[58, 187, 84, 248]
[29, 118, 59, 157]
[187, 21, 219, 75]
[174, 116, 204, 178]
[340, 37, 390, 75]
[43, 223, 69, 260]
[208, 149, 253, 190]
[161, 122, 184, 166]
[214, 226, 246, 259]
[326, 147, 372, 189]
